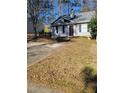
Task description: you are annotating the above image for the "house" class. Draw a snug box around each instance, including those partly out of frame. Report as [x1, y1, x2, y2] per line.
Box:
[27, 19, 46, 34]
[27, 13, 46, 34]
[51, 11, 96, 38]
[27, 13, 34, 33]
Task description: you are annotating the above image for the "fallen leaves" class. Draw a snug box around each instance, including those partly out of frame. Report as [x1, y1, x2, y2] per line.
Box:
[28, 37, 96, 93]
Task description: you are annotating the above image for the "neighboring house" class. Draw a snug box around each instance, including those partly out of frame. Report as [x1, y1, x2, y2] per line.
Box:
[44, 25, 51, 33]
[51, 11, 96, 38]
[27, 13, 34, 33]
[27, 19, 46, 33]
[27, 18, 34, 33]
[27, 13, 47, 33]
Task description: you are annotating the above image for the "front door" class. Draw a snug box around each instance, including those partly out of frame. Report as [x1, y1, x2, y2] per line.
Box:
[69, 25, 74, 36]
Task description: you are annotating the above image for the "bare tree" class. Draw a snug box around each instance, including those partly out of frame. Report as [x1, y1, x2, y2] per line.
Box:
[58, 0, 62, 16]
[27, 0, 40, 38]
[82, 0, 90, 12]
[58, 0, 70, 16]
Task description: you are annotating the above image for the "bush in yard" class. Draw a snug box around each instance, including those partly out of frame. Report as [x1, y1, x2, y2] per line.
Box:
[88, 16, 97, 39]
[80, 66, 97, 93]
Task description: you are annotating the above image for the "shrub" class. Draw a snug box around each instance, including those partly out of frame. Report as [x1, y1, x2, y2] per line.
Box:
[83, 66, 97, 86]
[88, 16, 97, 39]
[80, 66, 97, 93]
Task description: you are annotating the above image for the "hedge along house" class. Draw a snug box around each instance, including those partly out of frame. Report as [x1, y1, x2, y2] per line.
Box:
[51, 10, 96, 38]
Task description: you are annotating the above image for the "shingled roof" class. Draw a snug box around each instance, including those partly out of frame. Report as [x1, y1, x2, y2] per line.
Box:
[71, 11, 96, 23]
[51, 11, 96, 26]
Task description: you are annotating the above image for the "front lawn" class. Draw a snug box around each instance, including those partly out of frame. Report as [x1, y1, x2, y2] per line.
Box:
[28, 37, 97, 93]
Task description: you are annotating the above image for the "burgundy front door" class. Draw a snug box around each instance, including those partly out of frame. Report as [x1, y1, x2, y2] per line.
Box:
[69, 25, 74, 36]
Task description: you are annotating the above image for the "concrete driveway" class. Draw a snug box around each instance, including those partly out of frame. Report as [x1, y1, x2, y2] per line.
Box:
[27, 42, 64, 67]
[28, 83, 64, 93]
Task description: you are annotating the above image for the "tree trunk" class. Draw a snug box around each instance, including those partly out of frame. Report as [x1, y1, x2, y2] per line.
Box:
[33, 25, 37, 38]
[68, 2, 70, 15]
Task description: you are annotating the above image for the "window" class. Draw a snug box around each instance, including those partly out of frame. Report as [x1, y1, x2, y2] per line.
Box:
[79, 24, 81, 32]
[56, 26, 58, 33]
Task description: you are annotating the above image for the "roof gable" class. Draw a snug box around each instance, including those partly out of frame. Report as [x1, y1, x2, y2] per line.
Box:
[51, 15, 71, 25]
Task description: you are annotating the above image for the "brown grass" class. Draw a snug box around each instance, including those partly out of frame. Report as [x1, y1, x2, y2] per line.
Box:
[27, 37, 97, 93]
